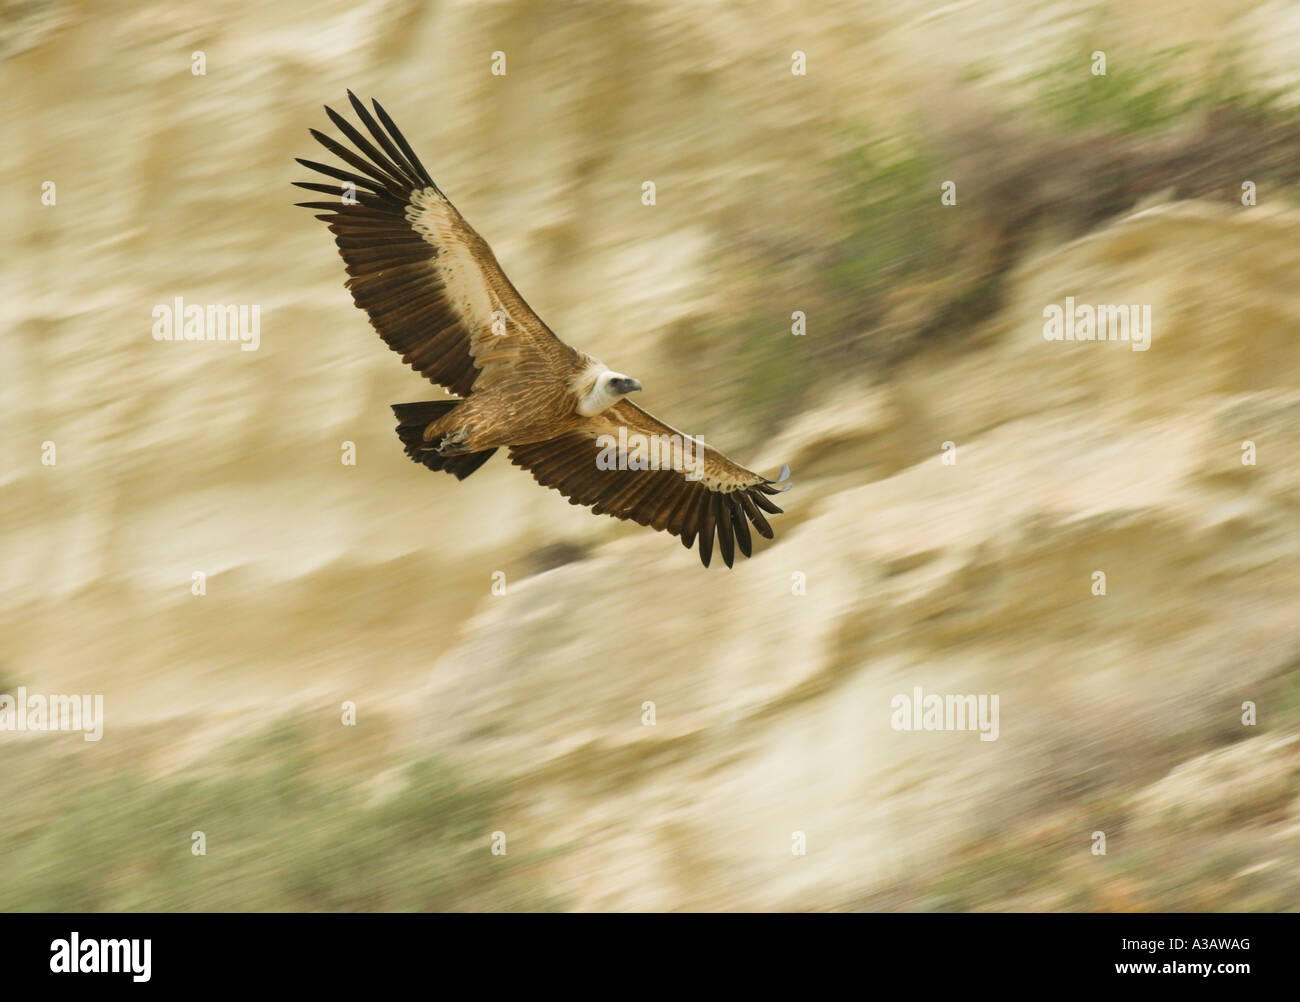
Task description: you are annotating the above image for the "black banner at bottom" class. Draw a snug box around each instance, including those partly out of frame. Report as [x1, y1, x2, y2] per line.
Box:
[0, 912, 1287, 988]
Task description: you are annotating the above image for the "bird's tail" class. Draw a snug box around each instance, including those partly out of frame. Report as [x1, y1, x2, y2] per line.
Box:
[391, 401, 497, 480]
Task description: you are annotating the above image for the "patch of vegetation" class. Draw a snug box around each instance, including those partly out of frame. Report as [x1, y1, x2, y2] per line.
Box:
[821, 140, 952, 313]
[920, 844, 1062, 911]
[677, 135, 963, 441]
[1030, 45, 1200, 135]
[1265, 656, 1300, 723]
[1028, 45, 1299, 136]
[858, 703, 1300, 912]
[689, 46, 1300, 446]
[0, 719, 560, 911]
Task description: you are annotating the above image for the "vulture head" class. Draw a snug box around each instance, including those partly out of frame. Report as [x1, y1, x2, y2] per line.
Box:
[578, 369, 643, 415]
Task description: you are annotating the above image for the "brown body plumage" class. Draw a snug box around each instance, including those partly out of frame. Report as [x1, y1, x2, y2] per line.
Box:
[295, 93, 790, 567]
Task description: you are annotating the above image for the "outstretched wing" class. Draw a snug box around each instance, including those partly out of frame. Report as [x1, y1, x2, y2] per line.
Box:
[294, 92, 577, 397]
[508, 399, 790, 568]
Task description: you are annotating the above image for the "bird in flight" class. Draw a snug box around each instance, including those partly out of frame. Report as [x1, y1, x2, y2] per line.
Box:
[294, 93, 791, 567]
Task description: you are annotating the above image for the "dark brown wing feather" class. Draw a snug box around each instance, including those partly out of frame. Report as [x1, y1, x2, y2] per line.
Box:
[507, 401, 789, 568]
[294, 92, 576, 397]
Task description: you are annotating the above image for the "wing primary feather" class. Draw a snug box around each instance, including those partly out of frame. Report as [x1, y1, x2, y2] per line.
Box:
[294, 158, 399, 198]
[322, 107, 414, 188]
[726, 493, 752, 557]
[697, 492, 716, 568]
[292, 181, 358, 197]
[346, 91, 422, 189]
[679, 506, 700, 547]
[371, 97, 436, 188]
[714, 494, 735, 568]
[310, 126, 407, 189]
[737, 490, 774, 539]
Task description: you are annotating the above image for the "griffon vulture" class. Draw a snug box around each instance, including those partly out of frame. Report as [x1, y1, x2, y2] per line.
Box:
[294, 93, 790, 567]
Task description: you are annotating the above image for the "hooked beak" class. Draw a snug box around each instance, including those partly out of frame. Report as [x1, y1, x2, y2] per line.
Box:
[614, 377, 642, 394]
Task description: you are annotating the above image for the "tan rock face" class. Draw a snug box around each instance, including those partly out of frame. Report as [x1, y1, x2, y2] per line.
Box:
[5, 0, 1300, 911]
[423, 380, 1300, 908]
